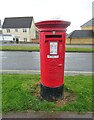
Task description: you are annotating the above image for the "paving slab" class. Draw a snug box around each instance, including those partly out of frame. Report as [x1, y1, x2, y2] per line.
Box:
[2, 111, 93, 119]
[0, 70, 93, 76]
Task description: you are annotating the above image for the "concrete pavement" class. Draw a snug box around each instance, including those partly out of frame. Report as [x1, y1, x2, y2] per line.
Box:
[1, 70, 93, 76]
[1, 43, 93, 48]
[2, 111, 93, 119]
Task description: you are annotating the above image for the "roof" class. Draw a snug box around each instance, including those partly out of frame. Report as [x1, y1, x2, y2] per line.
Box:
[2, 17, 33, 28]
[67, 30, 94, 38]
[81, 18, 94, 27]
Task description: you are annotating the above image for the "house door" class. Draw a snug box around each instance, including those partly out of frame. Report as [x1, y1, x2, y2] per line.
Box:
[16, 38, 19, 43]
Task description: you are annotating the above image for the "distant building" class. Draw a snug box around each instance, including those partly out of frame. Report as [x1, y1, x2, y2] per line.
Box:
[2, 17, 37, 43]
[0, 20, 1, 29]
[67, 18, 94, 44]
[67, 30, 93, 44]
[0, 30, 2, 34]
[81, 18, 94, 30]
[0, 34, 2, 41]
[0, 20, 2, 41]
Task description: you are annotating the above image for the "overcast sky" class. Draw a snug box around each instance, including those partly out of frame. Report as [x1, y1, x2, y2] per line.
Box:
[0, 0, 93, 33]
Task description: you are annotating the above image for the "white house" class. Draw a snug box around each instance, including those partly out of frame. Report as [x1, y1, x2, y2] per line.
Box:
[0, 20, 1, 28]
[2, 17, 36, 43]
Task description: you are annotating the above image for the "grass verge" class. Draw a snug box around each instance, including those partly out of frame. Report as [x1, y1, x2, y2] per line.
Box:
[2, 74, 92, 113]
[66, 47, 94, 52]
[0, 46, 94, 52]
[0, 46, 40, 51]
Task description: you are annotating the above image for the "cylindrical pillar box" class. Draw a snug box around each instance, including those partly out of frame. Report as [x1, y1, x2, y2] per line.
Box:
[35, 20, 70, 101]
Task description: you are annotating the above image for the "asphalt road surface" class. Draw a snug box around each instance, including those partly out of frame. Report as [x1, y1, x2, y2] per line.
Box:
[0, 43, 40, 47]
[1, 51, 92, 72]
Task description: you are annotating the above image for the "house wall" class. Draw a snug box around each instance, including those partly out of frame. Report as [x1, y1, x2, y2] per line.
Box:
[2, 28, 30, 42]
[0, 20, 1, 28]
[20, 28, 30, 42]
[66, 38, 71, 44]
[0, 35, 3, 41]
[81, 26, 94, 30]
[66, 38, 93, 44]
[2, 19, 36, 42]
[29, 19, 36, 42]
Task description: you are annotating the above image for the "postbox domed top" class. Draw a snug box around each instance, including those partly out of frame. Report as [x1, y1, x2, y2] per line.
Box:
[35, 20, 71, 31]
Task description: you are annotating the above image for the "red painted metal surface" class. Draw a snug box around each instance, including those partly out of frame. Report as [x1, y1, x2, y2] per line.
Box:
[35, 20, 70, 88]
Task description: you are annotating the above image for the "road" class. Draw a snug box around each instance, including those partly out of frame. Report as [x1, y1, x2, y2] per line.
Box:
[0, 43, 40, 47]
[1, 51, 92, 72]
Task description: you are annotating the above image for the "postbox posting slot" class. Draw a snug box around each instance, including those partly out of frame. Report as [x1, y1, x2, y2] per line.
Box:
[45, 35, 63, 42]
[45, 35, 62, 38]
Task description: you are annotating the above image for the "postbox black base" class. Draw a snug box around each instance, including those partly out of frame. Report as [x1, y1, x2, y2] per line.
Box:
[40, 84, 64, 101]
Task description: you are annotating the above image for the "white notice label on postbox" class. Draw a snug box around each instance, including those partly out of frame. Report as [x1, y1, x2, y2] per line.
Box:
[50, 42, 58, 54]
[47, 55, 59, 58]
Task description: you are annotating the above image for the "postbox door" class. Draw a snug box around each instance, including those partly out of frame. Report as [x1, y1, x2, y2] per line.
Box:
[42, 37, 65, 88]
[48, 40, 64, 78]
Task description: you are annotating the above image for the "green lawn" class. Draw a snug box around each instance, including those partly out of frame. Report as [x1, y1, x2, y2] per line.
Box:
[2, 74, 92, 113]
[0, 46, 94, 52]
[0, 46, 40, 51]
[66, 47, 94, 52]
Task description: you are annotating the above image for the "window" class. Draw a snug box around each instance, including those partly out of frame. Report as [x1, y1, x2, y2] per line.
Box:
[15, 29, 18, 32]
[23, 28, 27, 32]
[24, 38, 27, 42]
[7, 29, 10, 33]
[36, 31, 39, 38]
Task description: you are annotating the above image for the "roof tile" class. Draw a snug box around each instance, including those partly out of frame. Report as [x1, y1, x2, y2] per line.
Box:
[81, 18, 94, 27]
[67, 30, 94, 38]
[2, 17, 33, 28]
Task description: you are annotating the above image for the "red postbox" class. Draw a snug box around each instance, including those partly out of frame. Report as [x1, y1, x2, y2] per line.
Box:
[35, 20, 70, 101]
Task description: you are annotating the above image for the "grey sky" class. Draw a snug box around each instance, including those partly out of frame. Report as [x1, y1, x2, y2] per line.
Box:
[0, 0, 93, 33]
